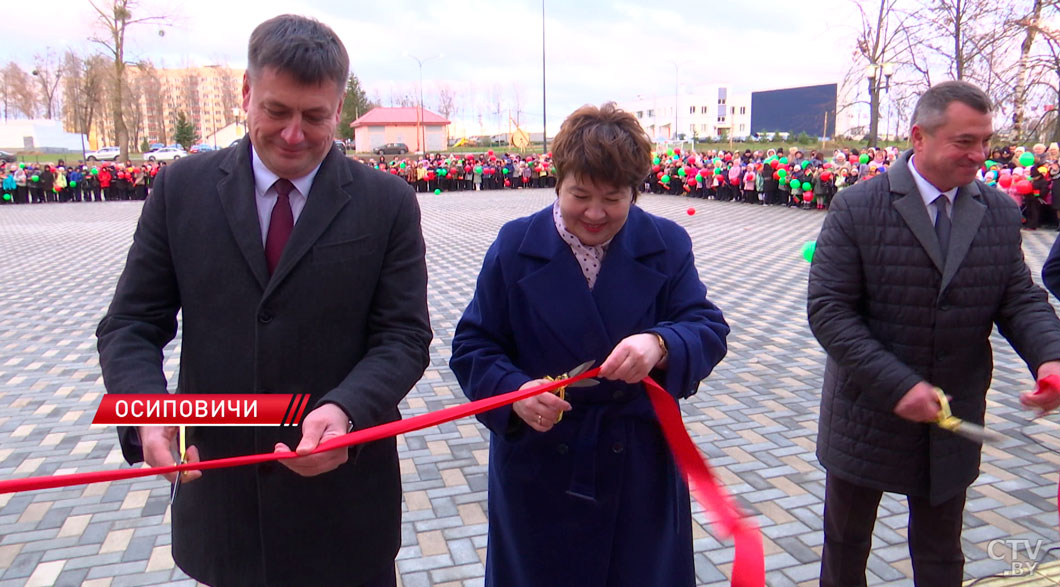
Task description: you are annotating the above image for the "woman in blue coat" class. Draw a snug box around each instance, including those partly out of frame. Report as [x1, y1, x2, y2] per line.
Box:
[450, 103, 730, 586]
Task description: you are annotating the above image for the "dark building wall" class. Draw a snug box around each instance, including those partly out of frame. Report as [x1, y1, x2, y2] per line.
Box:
[751, 84, 837, 137]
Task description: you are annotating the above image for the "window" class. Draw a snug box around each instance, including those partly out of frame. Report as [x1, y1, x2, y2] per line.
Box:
[647, 109, 654, 117]
[731, 106, 735, 115]
[739, 106, 746, 115]
[636, 111, 643, 119]
[689, 106, 695, 114]
[700, 106, 708, 114]
[739, 124, 746, 131]
[700, 124, 708, 132]
[717, 115, 727, 123]
[718, 98, 727, 106]
[717, 87, 727, 106]
[690, 124, 695, 133]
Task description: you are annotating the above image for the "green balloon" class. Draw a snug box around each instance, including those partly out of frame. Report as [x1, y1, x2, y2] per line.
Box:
[653, 156, 661, 165]
[984, 159, 996, 168]
[801, 240, 816, 263]
[677, 167, 687, 177]
[778, 169, 788, 178]
[438, 168, 447, 176]
[713, 168, 722, 175]
[70, 181, 77, 187]
[802, 181, 812, 191]
[2, 194, 11, 201]
[789, 178, 800, 189]
[502, 168, 510, 175]
[474, 165, 483, 174]
[661, 174, 671, 183]
[434, 188, 441, 195]
[399, 162, 406, 169]
[1019, 152, 1036, 167]
[779, 157, 789, 165]
[801, 160, 810, 169]
[667, 149, 674, 156]
[859, 153, 870, 165]
[91, 168, 99, 175]
[31, 175, 39, 182]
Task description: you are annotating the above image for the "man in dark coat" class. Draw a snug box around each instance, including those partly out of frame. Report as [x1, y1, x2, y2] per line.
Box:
[808, 80, 1060, 587]
[96, 15, 431, 587]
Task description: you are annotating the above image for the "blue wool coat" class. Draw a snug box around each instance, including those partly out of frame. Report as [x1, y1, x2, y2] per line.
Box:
[451, 204, 729, 587]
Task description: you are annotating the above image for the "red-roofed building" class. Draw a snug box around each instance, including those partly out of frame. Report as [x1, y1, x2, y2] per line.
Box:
[350, 107, 450, 153]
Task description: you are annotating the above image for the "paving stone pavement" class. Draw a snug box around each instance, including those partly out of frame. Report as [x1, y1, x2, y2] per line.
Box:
[2, 189, 1060, 586]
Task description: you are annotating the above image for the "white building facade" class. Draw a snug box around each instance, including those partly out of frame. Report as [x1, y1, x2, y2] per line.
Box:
[618, 84, 753, 142]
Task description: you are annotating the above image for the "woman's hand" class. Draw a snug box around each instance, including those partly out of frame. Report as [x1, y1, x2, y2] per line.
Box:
[599, 333, 666, 384]
[512, 379, 572, 432]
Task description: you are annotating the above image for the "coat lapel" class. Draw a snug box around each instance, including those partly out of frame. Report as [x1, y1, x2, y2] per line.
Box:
[593, 207, 667, 342]
[216, 139, 269, 290]
[939, 183, 986, 294]
[890, 152, 945, 275]
[516, 208, 612, 360]
[264, 149, 352, 297]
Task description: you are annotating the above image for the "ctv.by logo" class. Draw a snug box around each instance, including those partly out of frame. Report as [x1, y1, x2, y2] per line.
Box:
[986, 539, 1050, 576]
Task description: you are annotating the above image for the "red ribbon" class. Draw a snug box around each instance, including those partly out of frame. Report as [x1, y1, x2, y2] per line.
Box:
[0, 368, 764, 586]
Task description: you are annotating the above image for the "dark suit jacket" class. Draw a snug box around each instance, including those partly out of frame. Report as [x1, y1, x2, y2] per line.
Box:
[96, 139, 432, 586]
[809, 150, 1060, 504]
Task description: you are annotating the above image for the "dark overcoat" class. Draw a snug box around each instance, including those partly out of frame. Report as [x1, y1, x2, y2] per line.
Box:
[808, 150, 1060, 504]
[450, 204, 729, 586]
[96, 139, 432, 586]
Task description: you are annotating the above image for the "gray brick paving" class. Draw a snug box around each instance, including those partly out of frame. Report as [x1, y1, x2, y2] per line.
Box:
[2, 191, 1060, 585]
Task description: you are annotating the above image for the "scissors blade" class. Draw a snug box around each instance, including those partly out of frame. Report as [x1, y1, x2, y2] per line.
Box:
[567, 360, 595, 378]
[566, 378, 600, 388]
[937, 419, 1003, 444]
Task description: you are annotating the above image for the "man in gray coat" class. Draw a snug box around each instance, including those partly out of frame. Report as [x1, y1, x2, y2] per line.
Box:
[96, 15, 431, 586]
[808, 80, 1060, 586]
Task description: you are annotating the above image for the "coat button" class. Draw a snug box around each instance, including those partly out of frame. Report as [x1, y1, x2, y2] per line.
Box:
[612, 442, 624, 454]
[612, 390, 625, 401]
[936, 351, 946, 361]
[938, 303, 951, 311]
[556, 443, 569, 455]
[258, 311, 272, 324]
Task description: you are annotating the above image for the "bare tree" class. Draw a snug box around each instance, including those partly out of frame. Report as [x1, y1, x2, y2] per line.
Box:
[32, 49, 64, 120]
[1013, 0, 1047, 140]
[435, 83, 456, 121]
[124, 66, 148, 150]
[852, 0, 916, 145]
[3, 63, 38, 119]
[217, 65, 241, 126]
[63, 51, 108, 157]
[89, 0, 170, 161]
[1018, 1, 1060, 143]
[134, 60, 166, 144]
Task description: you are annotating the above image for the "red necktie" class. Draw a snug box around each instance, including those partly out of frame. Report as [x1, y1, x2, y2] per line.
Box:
[265, 179, 294, 275]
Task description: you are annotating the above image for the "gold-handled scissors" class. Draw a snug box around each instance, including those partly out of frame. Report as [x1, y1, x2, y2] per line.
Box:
[544, 360, 599, 423]
[934, 388, 1002, 444]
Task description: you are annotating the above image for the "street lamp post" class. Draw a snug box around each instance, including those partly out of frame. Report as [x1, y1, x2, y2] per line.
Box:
[406, 53, 442, 154]
[866, 62, 894, 148]
[667, 61, 679, 141]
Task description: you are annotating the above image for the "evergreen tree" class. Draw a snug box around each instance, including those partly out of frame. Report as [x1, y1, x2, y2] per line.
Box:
[339, 73, 376, 141]
[172, 110, 199, 150]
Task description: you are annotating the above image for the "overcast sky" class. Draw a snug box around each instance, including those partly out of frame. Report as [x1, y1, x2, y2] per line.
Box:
[11, 0, 864, 133]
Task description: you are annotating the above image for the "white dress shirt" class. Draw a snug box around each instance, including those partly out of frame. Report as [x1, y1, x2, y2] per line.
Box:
[251, 146, 322, 246]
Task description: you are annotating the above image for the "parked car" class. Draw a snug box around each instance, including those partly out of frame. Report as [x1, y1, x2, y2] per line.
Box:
[86, 146, 121, 161]
[145, 143, 165, 153]
[374, 142, 408, 155]
[189, 143, 216, 154]
[147, 146, 187, 161]
[0, 150, 16, 164]
[334, 139, 347, 154]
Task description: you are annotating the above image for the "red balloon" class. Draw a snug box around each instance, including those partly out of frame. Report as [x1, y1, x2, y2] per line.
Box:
[674, 148, 681, 155]
[684, 166, 695, 177]
[821, 172, 833, 182]
[426, 171, 436, 180]
[464, 165, 472, 173]
[656, 171, 664, 179]
[770, 160, 780, 169]
[504, 179, 511, 187]
[803, 192, 814, 202]
[1016, 179, 1034, 195]
[487, 150, 494, 156]
[999, 175, 1013, 188]
[653, 165, 662, 173]
[522, 176, 529, 183]
[686, 177, 697, 186]
[686, 208, 695, 215]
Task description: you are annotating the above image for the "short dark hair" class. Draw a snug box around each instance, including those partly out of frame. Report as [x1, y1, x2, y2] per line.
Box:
[551, 102, 651, 202]
[911, 80, 992, 134]
[247, 15, 349, 90]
